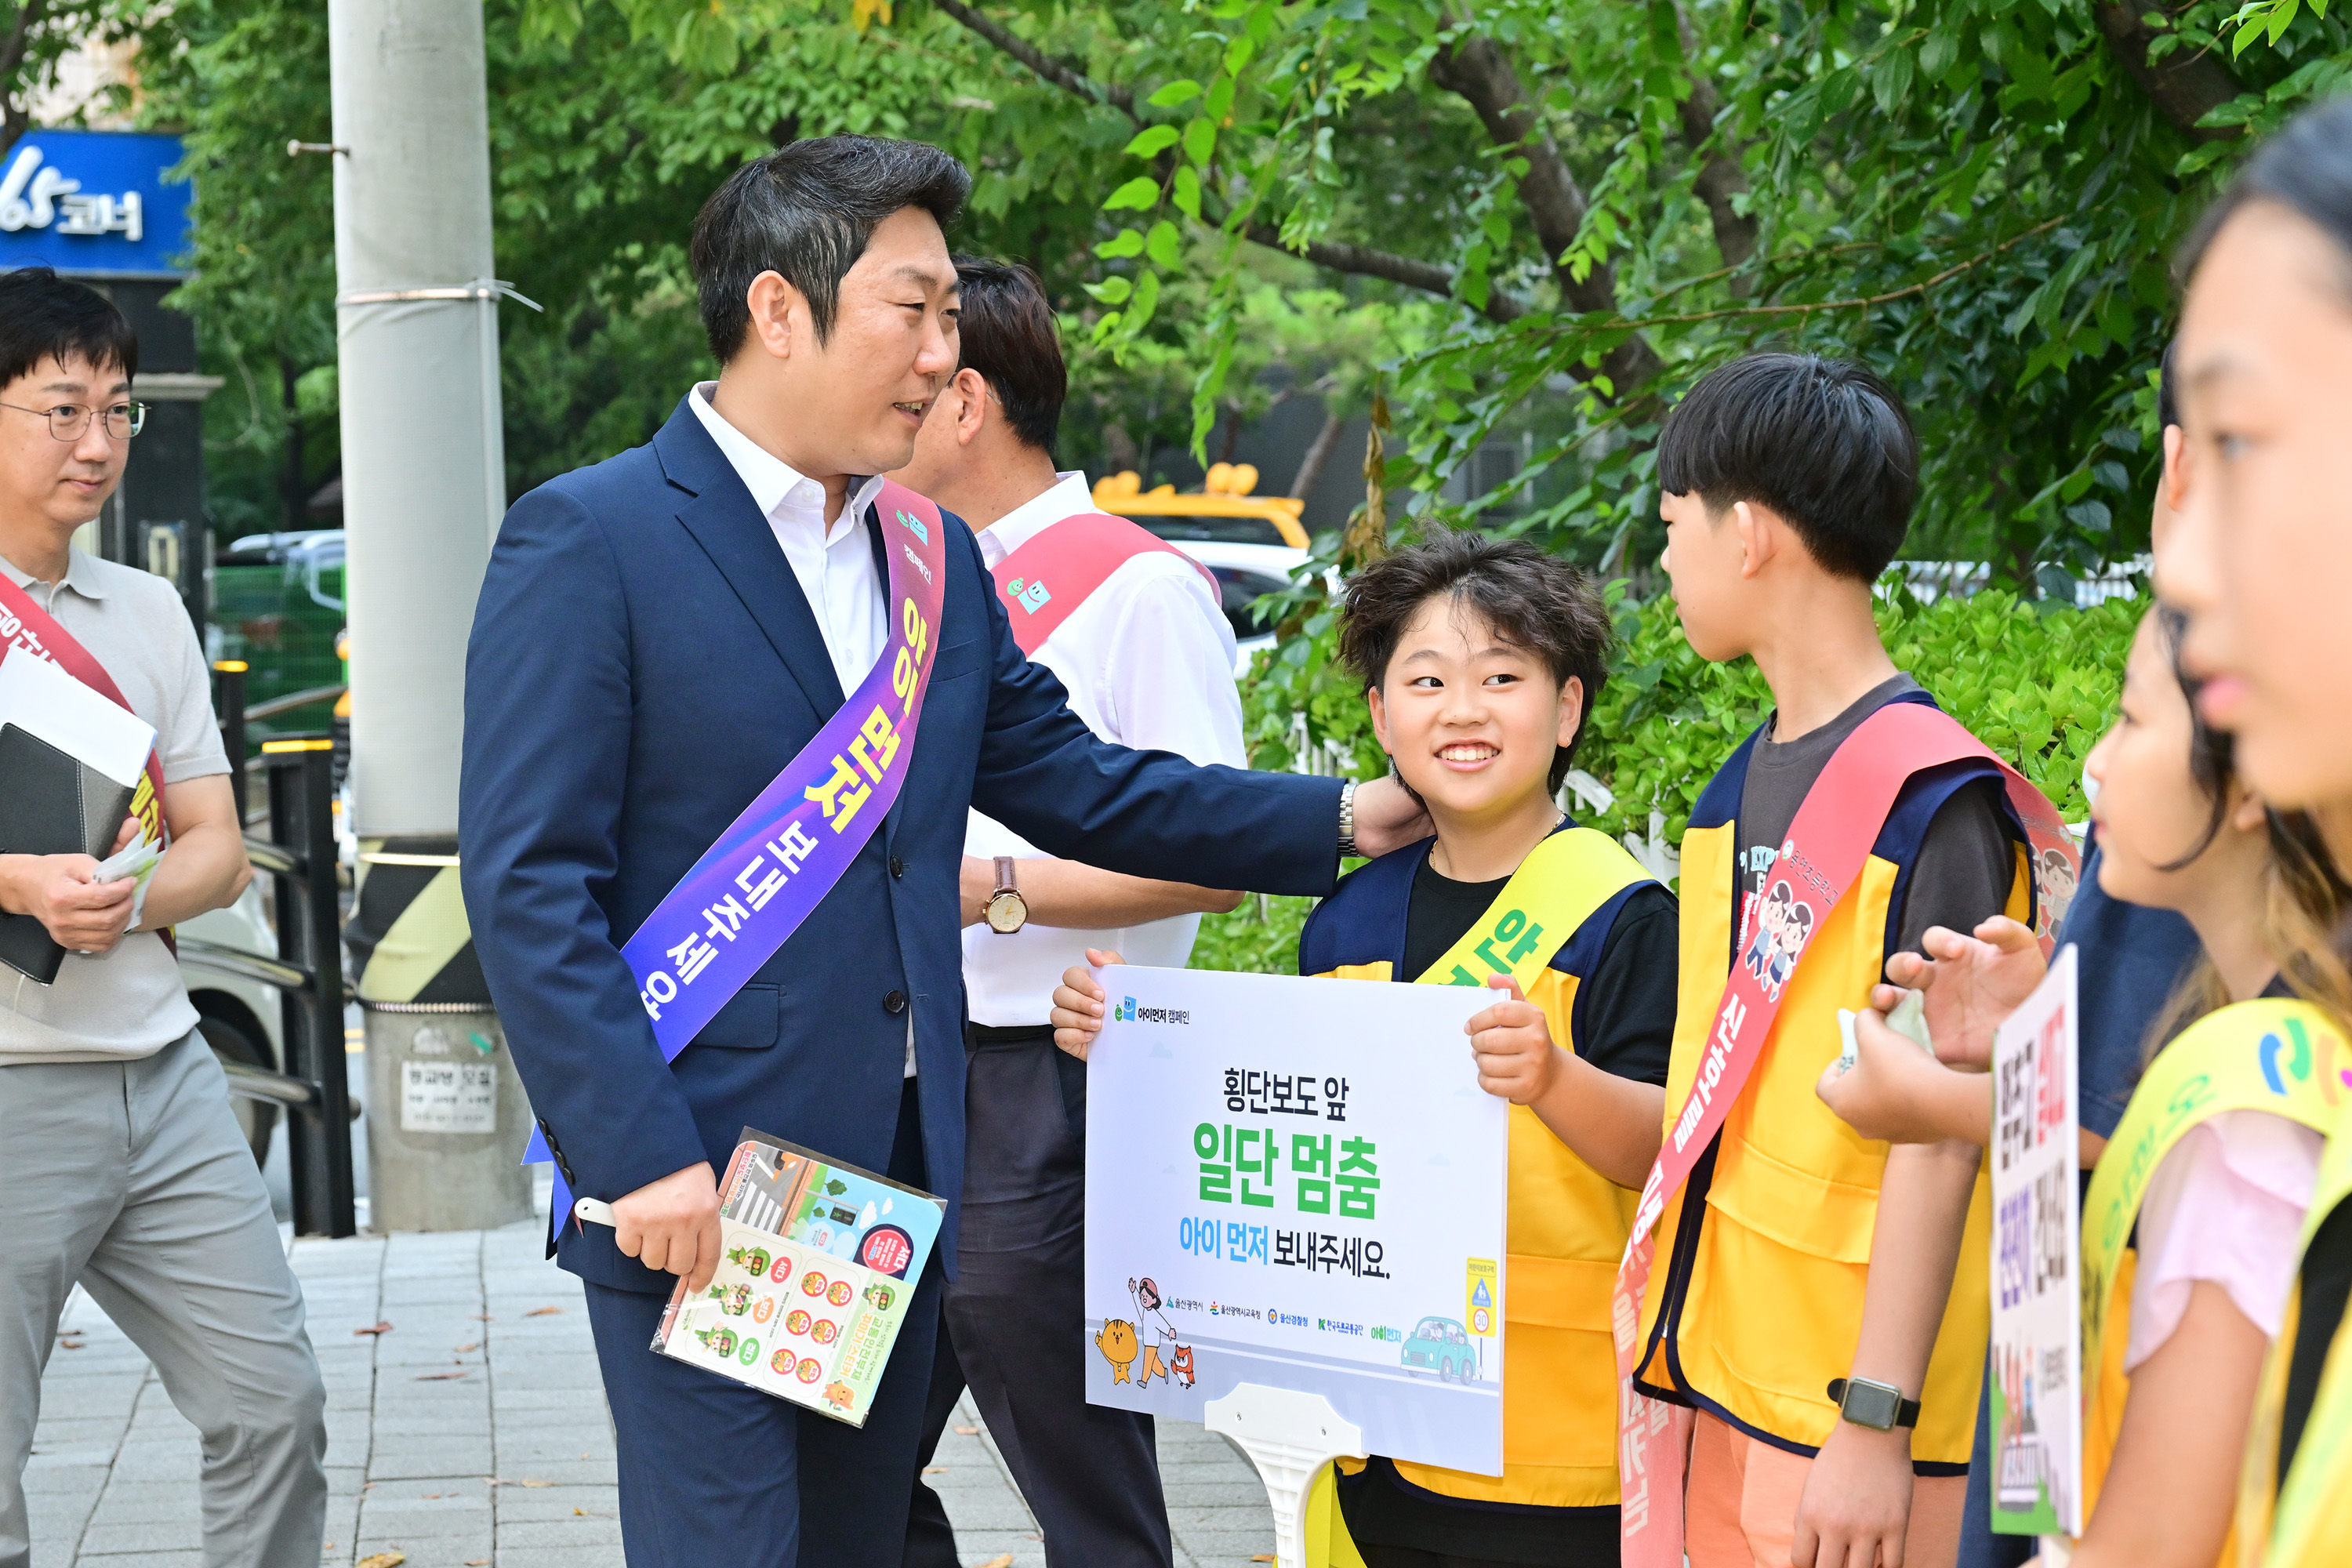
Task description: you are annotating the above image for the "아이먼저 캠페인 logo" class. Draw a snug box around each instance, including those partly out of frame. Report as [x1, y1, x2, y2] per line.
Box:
[894, 508, 931, 544]
[1110, 996, 1189, 1025]
[1007, 576, 1051, 613]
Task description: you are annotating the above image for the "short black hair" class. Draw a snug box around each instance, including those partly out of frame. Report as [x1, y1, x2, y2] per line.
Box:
[1656, 352, 1919, 582]
[952, 256, 1065, 455]
[0, 266, 137, 389]
[2158, 337, 2180, 430]
[1338, 531, 1613, 790]
[2180, 96, 2352, 301]
[689, 136, 971, 363]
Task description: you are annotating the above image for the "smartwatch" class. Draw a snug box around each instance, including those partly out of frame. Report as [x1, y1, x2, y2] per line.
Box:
[1828, 1377, 1920, 1432]
[983, 856, 1028, 935]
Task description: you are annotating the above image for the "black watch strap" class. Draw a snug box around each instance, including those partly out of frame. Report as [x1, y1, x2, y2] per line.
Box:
[1827, 1377, 1920, 1431]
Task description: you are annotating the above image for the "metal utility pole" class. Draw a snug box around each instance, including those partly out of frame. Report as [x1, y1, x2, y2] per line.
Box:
[328, 0, 531, 1229]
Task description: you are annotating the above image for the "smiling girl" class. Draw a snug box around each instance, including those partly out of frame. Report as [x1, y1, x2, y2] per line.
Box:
[1057, 533, 1675, 1567]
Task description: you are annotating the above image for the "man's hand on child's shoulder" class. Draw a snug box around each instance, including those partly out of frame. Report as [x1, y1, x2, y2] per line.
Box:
[1465, 975, 1567, 1106]
[1050, 948, 1125, 1061]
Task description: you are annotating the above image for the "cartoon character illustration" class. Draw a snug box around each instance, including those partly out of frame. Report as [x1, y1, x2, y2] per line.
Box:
[1124, 1276, 1191, 1392]
[1741, 883, 1785, 983]
[1766, 893, 1814, 1000]
[862, 1281, 896, 1312]
[822, 1381, 857, 1412]
[2037, 847, 2078, 935]
[706, 1282, 753, 1316]
[1096, 1319, 1140, 1384]
[1171, 1344, 1196, 1388]
[726, 1243, 771, 1277]
[695, 1325, 738, 1358]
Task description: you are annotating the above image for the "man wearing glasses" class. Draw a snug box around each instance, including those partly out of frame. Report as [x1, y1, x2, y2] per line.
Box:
[0, 267, 325, 1568]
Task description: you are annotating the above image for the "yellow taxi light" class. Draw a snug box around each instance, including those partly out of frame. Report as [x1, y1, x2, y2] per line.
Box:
[1091, 463, 1310, 549]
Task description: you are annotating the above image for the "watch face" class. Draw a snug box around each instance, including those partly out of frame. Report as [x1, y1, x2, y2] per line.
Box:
[985, 891, 1025, 933]
[1842, 1379, 1903, 1432]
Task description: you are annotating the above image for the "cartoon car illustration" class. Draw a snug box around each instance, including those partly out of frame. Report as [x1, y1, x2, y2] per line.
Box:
[1400, 1316, 1479, 1382]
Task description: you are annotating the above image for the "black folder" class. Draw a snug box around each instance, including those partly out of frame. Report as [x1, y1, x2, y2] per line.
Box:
[0, 723, 136, 984]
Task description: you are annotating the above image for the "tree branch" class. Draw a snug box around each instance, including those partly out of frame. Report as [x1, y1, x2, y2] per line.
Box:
[929, 2, 1534, 326]
[2092, 4, 2243, 142]
[1671, 2, 1757, 290]
[1601, 216, 2064, 332]
[929, 0, 1134, 118]
[1243, 223, 1526, 324]
[1425, 31, 1663, 392]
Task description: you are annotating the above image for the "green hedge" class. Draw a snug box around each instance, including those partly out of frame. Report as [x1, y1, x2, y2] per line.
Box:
[1192, 578, 2145, 975]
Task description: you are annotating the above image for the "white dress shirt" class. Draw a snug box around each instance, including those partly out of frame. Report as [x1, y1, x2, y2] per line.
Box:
[963, 472, 1244, 1027]
[688, 383, 913, 1073]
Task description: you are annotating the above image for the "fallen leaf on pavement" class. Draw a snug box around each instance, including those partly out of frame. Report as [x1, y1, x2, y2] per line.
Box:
[472, 1313, 492, 1320]
[1252, 1558, 1275, 1564]
[524, 1305, 564, 1317]
[978, 1557, 1014, 1568]
[453, 1342, 479, 1353]
[466, 1561, 489, 1566]
[356, 1554, 406, 1568]
[923, 1466, 946, 1474]
[488, 1477, 554, 1488]
[954, 1425, 978, 1436]
[354, 1322, 393, 1336]
[412, 1370, 467, 1381]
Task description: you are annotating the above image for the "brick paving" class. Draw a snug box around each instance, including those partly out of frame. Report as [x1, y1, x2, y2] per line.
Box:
[24, 1214, 1277, 1567]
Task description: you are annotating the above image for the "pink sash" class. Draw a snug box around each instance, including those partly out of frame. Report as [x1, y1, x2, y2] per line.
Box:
[990, 511, 1220, 656]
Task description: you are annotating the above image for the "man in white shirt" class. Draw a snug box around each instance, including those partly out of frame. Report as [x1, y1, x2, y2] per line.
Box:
[0, 268, 320, 1568]
[889, 259, 1241, 1568]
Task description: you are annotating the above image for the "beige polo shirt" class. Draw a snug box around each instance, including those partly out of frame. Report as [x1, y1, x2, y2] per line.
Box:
[1, 546, 228, 1064]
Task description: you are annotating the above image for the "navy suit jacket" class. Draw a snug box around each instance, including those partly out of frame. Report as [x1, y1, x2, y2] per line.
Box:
[459, 398, 1344, 1291]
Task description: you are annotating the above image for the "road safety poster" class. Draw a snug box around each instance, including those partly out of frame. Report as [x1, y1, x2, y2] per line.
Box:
[1083, 965, 1506, 1475]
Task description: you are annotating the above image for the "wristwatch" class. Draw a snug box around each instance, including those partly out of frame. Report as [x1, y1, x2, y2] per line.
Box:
[983, 856, 1028, 935]
[1338, 779, 1359, 860]
[1828, 1377, 1920, 1432]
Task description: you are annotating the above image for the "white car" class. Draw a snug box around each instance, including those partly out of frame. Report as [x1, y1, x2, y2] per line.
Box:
[1123, 514, 1313, 675]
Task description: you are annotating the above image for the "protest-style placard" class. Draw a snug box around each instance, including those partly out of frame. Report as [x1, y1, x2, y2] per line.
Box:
[1989, 943, 2082, 1539]
[1083, 964, 1506, 1475]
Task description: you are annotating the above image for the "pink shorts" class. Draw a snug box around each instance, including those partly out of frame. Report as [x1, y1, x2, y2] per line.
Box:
[1686, 1411, 1965, 1568]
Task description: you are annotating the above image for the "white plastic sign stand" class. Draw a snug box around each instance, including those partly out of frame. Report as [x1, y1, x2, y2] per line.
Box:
[1203, 1383, 1365, 1568]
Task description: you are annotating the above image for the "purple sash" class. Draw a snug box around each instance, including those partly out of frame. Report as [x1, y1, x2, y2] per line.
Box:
[524, 479, 953, 1228]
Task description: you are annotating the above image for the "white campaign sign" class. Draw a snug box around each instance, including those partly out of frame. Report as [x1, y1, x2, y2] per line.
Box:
[1989, 944, 2082, 1540]
[1083, 964, 1507, 1475]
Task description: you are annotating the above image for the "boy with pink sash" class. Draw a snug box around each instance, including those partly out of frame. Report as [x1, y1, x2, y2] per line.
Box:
[1614, 356, 2077, 1568]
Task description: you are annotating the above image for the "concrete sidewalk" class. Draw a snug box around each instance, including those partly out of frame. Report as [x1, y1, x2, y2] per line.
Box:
[24, 1216, 1279, 1567]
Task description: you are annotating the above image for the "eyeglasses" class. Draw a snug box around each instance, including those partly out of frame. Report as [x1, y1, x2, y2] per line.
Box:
[0, 400, 148, 441]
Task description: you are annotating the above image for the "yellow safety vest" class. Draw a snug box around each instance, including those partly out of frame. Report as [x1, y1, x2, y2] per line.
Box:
[1297, 826, 1657, 1564]
[2237, 1032, 2352, 1568]
[1631, 752, 2028, 1466]
[2077, 1000, 2343, 1563]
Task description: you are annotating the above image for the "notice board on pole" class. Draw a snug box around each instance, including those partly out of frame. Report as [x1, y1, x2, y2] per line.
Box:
[1082, 964, 1507, 1476]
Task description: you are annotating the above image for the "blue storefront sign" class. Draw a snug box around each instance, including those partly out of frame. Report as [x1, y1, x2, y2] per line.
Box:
[0, 129, 191, 278]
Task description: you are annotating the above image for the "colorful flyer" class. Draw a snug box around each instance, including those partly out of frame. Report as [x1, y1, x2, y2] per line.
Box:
[1988, 945, 2082, 1538]
[648, 1127, 942, 1426]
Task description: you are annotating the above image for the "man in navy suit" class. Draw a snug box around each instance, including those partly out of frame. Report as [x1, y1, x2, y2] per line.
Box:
[459, 137, 1423, 1567]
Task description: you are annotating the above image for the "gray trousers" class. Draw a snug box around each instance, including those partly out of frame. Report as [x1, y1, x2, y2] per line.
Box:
[0, 1028, 328, 1568]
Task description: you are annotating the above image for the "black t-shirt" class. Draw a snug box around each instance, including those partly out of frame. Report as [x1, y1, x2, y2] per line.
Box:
[1339, 851, 1673, 1566]
[2276, 1189, 2352, 1486]
[1734, 674, 2020, 971]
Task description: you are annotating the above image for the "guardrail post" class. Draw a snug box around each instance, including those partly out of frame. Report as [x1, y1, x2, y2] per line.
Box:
[263, 735, 355, 1236]
[212, 659, 249, 823]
